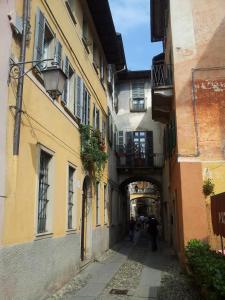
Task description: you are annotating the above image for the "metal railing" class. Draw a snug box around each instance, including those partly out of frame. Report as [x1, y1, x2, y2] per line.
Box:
[130, 187, 155, 194]
[151, 64, 173, 88]
[117, 152, 164, 169]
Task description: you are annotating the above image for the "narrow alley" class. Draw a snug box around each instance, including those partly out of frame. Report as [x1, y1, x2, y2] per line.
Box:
[48, 231, 199, 300]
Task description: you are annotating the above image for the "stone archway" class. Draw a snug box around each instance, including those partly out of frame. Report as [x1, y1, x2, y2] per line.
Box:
[81, 176, 92, 261]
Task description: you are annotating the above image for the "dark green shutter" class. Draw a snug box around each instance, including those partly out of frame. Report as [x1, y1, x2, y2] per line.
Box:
[87, 94, 90, 125]
[76, 76, 82, 119]
[93, 104, 96, 128]
[33, 9, 45, 68]
[54, 39, 62, 67]
[62, 56, 69, 104]
[73, 75, 76, 115]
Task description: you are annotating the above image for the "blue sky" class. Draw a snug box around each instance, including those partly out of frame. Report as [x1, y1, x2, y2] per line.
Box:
[109, 0, 162, 71]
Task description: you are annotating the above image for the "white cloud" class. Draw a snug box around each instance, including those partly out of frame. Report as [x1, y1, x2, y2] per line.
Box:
[109, 0, 149, 33]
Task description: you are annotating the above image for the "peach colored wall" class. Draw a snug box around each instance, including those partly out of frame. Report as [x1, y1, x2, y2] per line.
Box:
[179, 162, 208, 244]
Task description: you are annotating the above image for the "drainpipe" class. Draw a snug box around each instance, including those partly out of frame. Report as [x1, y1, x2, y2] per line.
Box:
[13, 0, 29, 155]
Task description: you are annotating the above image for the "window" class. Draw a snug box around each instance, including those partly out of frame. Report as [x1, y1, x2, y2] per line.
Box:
[82, 88, 90, 125]
[96, 182, 100, 225]
[107, 109, 113, 145]
[82, 16, 89, 51]
[93, 105, 100, 130]
[100, 56, 104, 81]
[65, 0, 77, 25]
[96, 108, 100, 130]
[62, 58, 76, 113]
[93, 41, 99, 69]
[33, 9, 61, 69]
[131, 81, 145, 112]
[75, 75, 83, 119]
[104, 184, 108, 224]
[102, 119, 106, 141]
[37, 149, 52, 234]
[118, 131, 124, 152]
[68, 166, 75, 230]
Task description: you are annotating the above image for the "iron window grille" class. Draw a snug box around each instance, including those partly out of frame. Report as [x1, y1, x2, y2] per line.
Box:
[68, 166, 75, 229]
[37, 150, 52, 233]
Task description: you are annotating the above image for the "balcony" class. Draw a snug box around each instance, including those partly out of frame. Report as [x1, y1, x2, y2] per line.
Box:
[130, 187, 155, 194]
[116, 151, 164, 169]
[151, 57, 173, 123]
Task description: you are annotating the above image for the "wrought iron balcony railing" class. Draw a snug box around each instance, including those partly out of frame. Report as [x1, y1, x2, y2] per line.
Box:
[130, 188, 155, 194]
[151, 64, 173, 88]
[116, 152, 164, 169]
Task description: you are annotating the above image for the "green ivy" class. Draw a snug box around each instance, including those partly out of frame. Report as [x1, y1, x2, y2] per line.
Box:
[203, 178, 215, 197]
[80, 124, 108, 181]
[185, 239, 225, 299]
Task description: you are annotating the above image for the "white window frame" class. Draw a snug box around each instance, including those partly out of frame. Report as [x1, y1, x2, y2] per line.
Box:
[67, 163, 77, 231]
[104, 184, 108, 224]
[35, 144, 55, 236]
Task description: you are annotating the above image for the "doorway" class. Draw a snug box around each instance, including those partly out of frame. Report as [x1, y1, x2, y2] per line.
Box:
[81, 176, 92, 261]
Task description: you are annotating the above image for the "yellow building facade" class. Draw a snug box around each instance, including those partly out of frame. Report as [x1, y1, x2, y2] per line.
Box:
[0, 0, 126, 298]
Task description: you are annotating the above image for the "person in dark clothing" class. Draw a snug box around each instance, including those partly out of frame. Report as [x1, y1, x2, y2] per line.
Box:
[128, 217, 136, 241]
[148, 216, 159, 251]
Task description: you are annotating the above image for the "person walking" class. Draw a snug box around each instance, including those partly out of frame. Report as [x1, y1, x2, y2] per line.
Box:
[128, 217, 136, 242]
[148, 215, 158, 251]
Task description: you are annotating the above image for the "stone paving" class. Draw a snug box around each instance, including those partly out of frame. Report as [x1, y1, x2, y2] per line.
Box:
[47, 231, 200, 300]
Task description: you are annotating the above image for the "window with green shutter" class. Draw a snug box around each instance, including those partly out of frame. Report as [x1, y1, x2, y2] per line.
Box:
[75, 76, 83, 119]
[33, 9, 61, 70]
[130, 81, 146, 112]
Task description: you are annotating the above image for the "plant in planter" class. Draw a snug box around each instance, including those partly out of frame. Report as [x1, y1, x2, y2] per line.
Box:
[80, 124, 108, 180]
[202, 178, 215, 197]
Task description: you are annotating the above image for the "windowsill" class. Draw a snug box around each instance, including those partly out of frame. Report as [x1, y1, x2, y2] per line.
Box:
[63, 104, 80, 124]
[66, 229, 77, 235]
[82, 38, 90, 54]
[65, 1, 77, 26]
[35, 232, 53, 241]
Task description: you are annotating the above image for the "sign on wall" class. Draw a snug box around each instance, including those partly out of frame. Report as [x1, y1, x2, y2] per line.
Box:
[211, 192, 225, 238]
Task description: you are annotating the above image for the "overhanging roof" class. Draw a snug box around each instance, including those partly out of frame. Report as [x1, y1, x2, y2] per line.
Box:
[118, 70, 151, 81]
[87, 0, 126, 69]
[150, 0, 167, 42]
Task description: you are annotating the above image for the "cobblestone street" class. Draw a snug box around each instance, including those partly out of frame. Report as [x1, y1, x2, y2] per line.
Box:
[48, 231, 200, 300]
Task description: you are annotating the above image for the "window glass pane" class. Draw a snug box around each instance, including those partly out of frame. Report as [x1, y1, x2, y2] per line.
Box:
[38, 150, 52, 233]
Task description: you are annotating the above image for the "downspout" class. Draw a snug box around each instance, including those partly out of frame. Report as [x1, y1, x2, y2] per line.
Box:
[13, 0, 29, 155]
[191, 68, 200, 157]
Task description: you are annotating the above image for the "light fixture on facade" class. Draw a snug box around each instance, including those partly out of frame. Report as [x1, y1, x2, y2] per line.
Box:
[9, 58, 67, 99]
[41, 66, 67, 99]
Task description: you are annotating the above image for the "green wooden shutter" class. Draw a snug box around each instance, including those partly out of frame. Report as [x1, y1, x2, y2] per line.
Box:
[87, 94, 90, 125]
[54, 39, 62, 67]
[33, 8, 45, 68]
[93, 104, 96, 128]
[62, 56, 69, 104]
[73, 75, 77, 115]
[75, 76, 82, 119]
